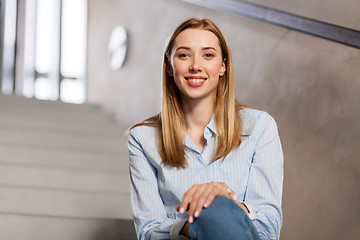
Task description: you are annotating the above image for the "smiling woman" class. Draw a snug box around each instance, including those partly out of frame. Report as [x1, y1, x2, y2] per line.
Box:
[168, 28, 225, 108]
[128, 18, 284, 240]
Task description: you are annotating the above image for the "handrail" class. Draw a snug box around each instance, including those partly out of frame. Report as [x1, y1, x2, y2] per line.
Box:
[183, 0, 360, 50]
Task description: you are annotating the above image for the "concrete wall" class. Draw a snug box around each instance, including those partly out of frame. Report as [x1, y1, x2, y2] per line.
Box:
[87, 0, 360, 239]
[247, 0, 360, 31]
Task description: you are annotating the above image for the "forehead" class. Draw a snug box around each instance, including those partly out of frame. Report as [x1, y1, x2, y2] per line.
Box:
[174, 28, 220, 49]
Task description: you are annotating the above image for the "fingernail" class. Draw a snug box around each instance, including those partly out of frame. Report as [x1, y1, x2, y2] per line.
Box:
[204, 202, 208, 208]
[194, 211, 199, 218]
[233, 194, 238, 200]
[226, 188, 232, 193]
[179, 207, 185, 214]
[188, 216, 194, 223]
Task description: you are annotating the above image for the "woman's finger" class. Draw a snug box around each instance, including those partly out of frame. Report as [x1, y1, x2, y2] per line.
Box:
[187, 183, 229, 222]
[178, 182, 235, 223]
[202, 183, 230, 209]
[213, 182, 234, 196]
[178, 184, 200, 214]
[187, 184, 209, 222]
[228, 191, 239, 201]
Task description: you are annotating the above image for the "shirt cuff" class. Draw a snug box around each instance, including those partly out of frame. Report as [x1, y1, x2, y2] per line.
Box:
[170, 219, 189, 240]
[240, 202, 257, 220]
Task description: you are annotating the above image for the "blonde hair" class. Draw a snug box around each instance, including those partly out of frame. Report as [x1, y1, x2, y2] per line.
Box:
[132, 18, 245, 168]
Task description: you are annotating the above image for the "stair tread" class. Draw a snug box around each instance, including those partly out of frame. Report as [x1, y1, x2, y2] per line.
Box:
[0, 106, 115, 123]
[0, 214, 136, 240]
[0, 95, 133, 222]
[0, 165, 130, 193]
[0, 127, 127, 153]
[0, 117, 127, 137]
[0, 186, 132, 219]
[0, 145, 129, 170]
[0, 94, 99, 112]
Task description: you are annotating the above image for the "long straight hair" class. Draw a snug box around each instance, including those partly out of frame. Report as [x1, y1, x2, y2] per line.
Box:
[132, 18, 245, 168]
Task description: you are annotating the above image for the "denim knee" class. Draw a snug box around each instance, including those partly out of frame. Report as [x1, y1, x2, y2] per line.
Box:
[195, 196, 245, 226]
[189, 196, 260, 240]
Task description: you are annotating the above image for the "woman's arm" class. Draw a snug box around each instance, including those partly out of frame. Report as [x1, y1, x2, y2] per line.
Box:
[128, 128, 185, 240]
[244, 112, 284, 240]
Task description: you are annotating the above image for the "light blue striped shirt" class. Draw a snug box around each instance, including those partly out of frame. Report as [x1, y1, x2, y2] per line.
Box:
[128, 108, 284, 240]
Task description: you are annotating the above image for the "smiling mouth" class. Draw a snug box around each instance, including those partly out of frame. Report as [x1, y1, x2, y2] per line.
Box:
[184, 77, 207, 87]
[185, 77, 207, 83]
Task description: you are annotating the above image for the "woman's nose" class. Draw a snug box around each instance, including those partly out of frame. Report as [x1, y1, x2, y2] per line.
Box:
[190, 57, 201, 72]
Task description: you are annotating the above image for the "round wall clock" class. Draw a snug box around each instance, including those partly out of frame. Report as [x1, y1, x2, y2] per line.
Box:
[108, 26, 128, 70]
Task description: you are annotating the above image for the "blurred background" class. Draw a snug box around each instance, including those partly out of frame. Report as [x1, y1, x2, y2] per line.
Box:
[0, 0, 359, 239]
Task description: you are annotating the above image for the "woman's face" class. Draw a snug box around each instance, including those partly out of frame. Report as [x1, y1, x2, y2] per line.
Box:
[169, 28, 226, 103]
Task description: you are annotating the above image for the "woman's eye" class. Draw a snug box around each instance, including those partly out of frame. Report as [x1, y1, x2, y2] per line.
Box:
[204, 53, 215, 58]
[178, 53, 189, 58]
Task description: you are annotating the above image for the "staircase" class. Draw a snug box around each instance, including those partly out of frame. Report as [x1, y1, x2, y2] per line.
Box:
[0, 94, 136, 240]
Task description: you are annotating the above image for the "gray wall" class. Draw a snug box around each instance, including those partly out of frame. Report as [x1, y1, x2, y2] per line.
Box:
[87, 0, 360, 239]
[248, 0, 360, 31]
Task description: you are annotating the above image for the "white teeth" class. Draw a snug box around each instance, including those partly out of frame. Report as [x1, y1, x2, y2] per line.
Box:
[187, 78, 205, 83]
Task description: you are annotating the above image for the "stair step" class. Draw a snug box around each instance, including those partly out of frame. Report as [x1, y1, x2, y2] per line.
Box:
[0, 145, 129, 171]
[0, 165, 130, 193]
[0, 186, 132, 219]
[0, 127, 126, 153]
[0, 106, 115, 124]
[0, 214, 136, 240]
[0, 114, 126, 136]
[0, 95, 134, 227]
[0, 94, 100, 113]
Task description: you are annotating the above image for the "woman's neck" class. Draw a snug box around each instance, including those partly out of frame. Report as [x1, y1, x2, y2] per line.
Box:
[181, 96, 215, 152]
[182, 97, 215, 130]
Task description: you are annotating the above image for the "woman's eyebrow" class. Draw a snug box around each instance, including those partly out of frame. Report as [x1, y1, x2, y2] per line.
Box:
[176, 46, 191, 51]
[176, 46, 217, 51]
[202, 47, 217, 51]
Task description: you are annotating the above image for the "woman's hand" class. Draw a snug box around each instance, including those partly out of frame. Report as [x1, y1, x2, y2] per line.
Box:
[177, 182, 240, 224]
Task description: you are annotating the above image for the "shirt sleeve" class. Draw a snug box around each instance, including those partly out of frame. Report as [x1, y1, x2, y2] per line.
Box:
[128, 128, 186, 240]
[245, 112, 284, 240]
[239, 202, 257, 220]
[170, 219, 188, 239]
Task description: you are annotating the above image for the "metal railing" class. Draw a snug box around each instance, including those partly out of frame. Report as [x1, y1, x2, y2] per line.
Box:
[183, 0, 360, 50]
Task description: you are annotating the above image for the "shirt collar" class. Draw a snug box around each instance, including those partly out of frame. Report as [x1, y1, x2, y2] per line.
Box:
[183, 114, 217, 152]
[205, 114, 217, 137]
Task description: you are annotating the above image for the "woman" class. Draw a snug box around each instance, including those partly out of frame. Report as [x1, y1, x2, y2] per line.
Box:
[128, 18, 283, 240]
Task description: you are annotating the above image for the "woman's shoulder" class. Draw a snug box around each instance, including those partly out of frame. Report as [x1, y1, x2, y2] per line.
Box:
[239, 107, 273, 120]
[239, 107, 277, 135]
[127, 124, 159, 154]
[128, 114, 161, 137]
[129, 123, 158, 139]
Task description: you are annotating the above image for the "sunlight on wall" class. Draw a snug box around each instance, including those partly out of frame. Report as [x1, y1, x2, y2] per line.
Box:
[1, 0, 87, 104]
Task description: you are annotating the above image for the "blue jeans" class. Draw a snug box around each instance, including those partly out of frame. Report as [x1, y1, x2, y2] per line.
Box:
[188, 196, 261, 240]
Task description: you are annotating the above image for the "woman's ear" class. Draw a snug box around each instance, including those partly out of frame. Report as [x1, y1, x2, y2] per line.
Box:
[219, 58, 226, 76]
[166, 64, 173, 77]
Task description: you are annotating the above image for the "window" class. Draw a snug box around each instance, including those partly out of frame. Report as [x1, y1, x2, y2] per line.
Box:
[0, 0, 87, 104]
